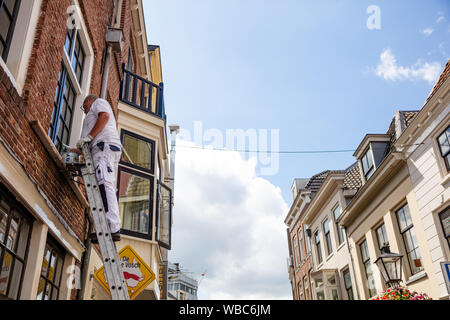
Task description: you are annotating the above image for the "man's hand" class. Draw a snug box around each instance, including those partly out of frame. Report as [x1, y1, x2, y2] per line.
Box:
[76, 135, 93, 148]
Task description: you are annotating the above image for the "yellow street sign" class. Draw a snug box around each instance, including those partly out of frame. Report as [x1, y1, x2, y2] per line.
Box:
[94, 245, 156, 300]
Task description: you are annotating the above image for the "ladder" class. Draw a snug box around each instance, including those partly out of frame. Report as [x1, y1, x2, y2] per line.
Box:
[79, 143, 130, 300]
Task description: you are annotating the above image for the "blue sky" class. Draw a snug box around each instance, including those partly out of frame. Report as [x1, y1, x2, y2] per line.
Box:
[144, 0, 449, 202]
[142, 1, 450, 299]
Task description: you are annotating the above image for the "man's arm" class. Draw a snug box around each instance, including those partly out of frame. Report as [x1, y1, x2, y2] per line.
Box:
[89, 112, 110, 138]
[75, 112, 110, 150]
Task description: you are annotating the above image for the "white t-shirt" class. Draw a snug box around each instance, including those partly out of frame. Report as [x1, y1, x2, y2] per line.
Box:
[81, 98, 121, 147]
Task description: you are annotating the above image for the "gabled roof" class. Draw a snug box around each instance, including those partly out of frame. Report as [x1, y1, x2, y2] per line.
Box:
[343, 162, 362, 190]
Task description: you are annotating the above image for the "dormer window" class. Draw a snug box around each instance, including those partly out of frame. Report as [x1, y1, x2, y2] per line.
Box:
[361, 148, 375, 181]
[354, 134, 391, 184]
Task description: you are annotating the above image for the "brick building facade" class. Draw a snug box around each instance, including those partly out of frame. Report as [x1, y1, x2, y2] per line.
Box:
[0, 0, 171, 300]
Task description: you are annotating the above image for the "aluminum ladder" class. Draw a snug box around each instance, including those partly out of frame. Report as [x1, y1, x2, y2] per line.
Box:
[80, 143, 130, 300]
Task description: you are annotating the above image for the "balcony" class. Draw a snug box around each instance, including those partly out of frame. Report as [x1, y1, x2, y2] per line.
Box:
[119, 64, 166, 121]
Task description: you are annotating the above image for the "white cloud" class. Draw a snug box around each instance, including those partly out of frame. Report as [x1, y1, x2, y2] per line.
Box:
[170, 140, 291, 300]
[421, 28, 434, 36]
[374, 48, 442, 84]
[436, 15, 444, 23]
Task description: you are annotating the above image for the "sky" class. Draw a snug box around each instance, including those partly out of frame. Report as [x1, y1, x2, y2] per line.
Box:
[142, 0, 450, 299]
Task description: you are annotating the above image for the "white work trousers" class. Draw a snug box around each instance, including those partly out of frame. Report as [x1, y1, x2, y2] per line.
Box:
[91, 142, 122, 233]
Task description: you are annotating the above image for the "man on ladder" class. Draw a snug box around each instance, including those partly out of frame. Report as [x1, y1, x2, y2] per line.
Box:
[73, 94, 122, 243]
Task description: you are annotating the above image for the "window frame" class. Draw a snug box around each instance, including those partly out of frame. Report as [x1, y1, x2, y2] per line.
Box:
[48, 63, 77, 153]
[303, 275, 309, 300]
[120, 129, 156, 174]
[332, 205, 345, 246]
[314, 230, 323, 265]
[297, 228, 304, 262]
[292, 234, 299, 268]
[395, 203, 423, 275]
[438, 206, 450, 250]
[36, 236, 65, 300]
[155, 180, 172, 250]
[361, 147, 375, 181]
[375, 223, 389, 250]
[437, 125, 450, 171]
[0, 0, 21, 61]
[323, 218, 333, 256]
[64, 27, 86, 87]
[0, 185, 32, 300]
[342, 268, 354, 300]
[359, 239, 377, 297]
[116, 165, 154, 240]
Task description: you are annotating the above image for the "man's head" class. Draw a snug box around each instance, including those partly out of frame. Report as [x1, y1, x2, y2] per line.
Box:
[81, 94, 99, 114]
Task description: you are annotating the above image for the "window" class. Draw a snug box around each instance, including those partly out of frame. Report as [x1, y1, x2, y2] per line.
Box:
[293, 235, 299, 267]
[127, 47, 134, 72]
[360, 239, 377, 297]
[64, 28, 85, 85]
[0, 0, 21, 61]
[48, 63, 77, 153]
[323, 218, 333, 256]
[437, 125, 450, 171]
[333, 205, 345, 245]
[305, 230, 311, 253]
[0, 187, 32, 300]
[361, 148, 375, 181]
[298, 280, 304, 300]
[314, 230, 323, 264]
[36, 237, 64, 300]
[439, 207, 450, 250]
[396, 204, 423, 275]
[156, 180, 172, 250]
[120, 130, 155, 173]
[343, 269, 354, 300]
[375, 223, 389, 250]
[117, 167, 153, 239]
[303, 275, 309, 300]
[298, 229, 304, 262]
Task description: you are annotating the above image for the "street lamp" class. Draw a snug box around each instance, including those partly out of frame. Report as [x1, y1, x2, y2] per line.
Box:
[374, 244, 404, 288]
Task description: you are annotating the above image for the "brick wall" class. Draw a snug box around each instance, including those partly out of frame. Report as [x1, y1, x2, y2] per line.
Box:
[0, 1, 144, 300]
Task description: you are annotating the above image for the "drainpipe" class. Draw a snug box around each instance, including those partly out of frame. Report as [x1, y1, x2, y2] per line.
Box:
[160, 125, 180, 300]
[344, 226, 361, 300]
[100, 46, 112, 99]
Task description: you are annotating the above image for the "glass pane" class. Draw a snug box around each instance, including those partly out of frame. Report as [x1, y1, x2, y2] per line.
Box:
[333, 206, 341, 220]
[5, 0, 17, 14]
[122, 133, 153, 171]
[365, 263, 377, 297]
[36, 278, 45, 300]
[0, 251, 13, 295]
[0, 8, 12, 42]
[317, 291, 325, 300]
[0, 202, 9, 244]
[403, 205, 413, 228]
[48, 251, 57, 281]
[51, 286, 59, 300]
[7, 259, 22, 299]
[157, 183, 171, 247]
[41, 246, 51, 277]
[323, 219, 329, 234]
[440, 208, 450, 238]
[327, 274, 336, 285]
[438, 129, 450, 156]
[44, 282, 51, 300]
[344, 270, 352, 288]
[396, 208, 407, 231]
[331, 289, 339, 300]
[118, 170, 151, 234]
[16, 219, 30, 259]
[6, 213, 19, 250]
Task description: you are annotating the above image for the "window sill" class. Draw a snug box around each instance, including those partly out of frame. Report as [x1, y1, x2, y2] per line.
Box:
[405, 270, 427, 285]
[29, 120, 89, 208]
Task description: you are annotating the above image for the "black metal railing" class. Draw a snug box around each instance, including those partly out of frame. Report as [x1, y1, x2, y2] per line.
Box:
[120, 63, 166, 120]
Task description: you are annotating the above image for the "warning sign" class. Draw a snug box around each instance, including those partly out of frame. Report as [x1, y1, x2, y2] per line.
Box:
[94, 245, 156, 300]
